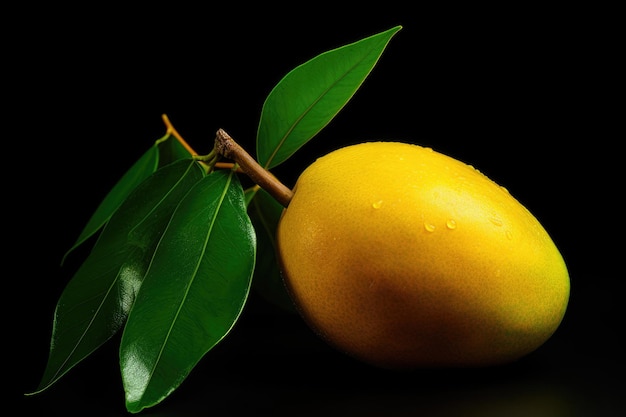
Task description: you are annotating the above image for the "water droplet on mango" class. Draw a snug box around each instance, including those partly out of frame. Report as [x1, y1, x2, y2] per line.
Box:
[489, 216, 503, 227]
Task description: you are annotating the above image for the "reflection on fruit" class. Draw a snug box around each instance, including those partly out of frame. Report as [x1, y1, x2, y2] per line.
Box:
[276, 141, 569, 368]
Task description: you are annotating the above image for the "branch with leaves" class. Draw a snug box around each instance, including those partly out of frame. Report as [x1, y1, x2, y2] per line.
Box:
[26, 25, 402, 414]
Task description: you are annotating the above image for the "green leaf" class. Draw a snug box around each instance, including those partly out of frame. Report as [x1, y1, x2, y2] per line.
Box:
[30, 159, 205, 394]
[256, 25, 402, 169]
[156, 131, 193, 167]
[120, 169, 256, 414]
[61, 132, 192, 265]
[61, 146, 159, 264]
[247, 187, 295, 312]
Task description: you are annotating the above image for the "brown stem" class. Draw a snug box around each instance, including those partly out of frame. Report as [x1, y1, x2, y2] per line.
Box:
[214, 162, 244, 172]
[215, 129, 294, 207]
[161, 114, 197, 156]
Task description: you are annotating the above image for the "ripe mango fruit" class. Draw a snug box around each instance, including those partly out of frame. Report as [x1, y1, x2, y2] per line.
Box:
[276, 141, 569, 368]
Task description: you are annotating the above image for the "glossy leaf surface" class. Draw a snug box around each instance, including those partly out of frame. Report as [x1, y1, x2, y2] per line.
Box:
[61, 146, 159, 264]
[62, 133, 192, 264]
[247, 188, 295, 312]
[32, 160, 205, 394]
[256, 25, 402, 169]
[120, 169, 256, 413]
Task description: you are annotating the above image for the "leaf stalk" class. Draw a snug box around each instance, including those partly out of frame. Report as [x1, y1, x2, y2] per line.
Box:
[161, 114, 197, 156]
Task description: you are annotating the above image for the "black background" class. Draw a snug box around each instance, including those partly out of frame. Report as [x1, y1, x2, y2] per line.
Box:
[10, 5, 620, 416]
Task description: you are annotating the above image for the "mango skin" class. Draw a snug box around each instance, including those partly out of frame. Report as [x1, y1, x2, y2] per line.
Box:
[276, 141, 570, 369]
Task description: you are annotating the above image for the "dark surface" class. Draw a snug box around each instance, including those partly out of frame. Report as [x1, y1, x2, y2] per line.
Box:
[11, 6, 620, 416]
